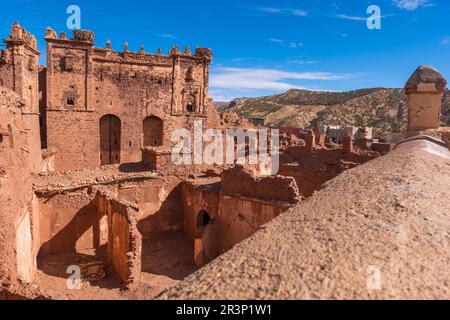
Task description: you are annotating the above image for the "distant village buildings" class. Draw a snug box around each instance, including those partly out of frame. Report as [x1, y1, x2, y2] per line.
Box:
[320, 125, 373, 144]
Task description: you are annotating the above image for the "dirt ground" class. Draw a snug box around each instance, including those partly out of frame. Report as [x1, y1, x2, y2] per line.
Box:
[35, 232, 195, 300]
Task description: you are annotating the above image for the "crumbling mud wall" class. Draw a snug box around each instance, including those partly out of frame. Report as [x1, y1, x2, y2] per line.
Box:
[118, 178, 185, 239]
[97, 190, 141, 286]
[181, 167, 300, 266]
[36, 184, 142, 287]
[279, 146, 379, 197]
[181, 180, 220, 240]
[217, 166, 299, 254]
[0, 88, 39, 287]
[38, 188, 99, 255]
[220, 166, 301, 203]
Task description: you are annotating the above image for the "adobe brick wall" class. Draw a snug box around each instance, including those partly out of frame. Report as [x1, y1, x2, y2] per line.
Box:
[181, 178, 294, 266]
[220, 165, 301, 204]
[46, 111, 98, 171]
[97, 190, 141, 287]
[0, 87, 38, 286]
[38, 188, 99, 255]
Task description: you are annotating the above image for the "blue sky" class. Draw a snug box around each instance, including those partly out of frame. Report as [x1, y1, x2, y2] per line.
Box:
[1, 0, 450, 101]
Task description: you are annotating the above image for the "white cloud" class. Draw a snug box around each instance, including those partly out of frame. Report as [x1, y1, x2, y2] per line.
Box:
[209, 89, 237, 102]
[269, 38, 284, 44]
[440, 37, 450, 47]
[269, 38, 303, 48]
[336, 14, 367, 21]
[335, 13, 397, 21]
[287, 59, 318, 65]
[260, 7, 307, 17]
[393, 0, 434, 11]
[288, 42, 303, 48]
[156, 33, 178, 40]
[210, 67, 356, 92]
[230, 57, 258, 62]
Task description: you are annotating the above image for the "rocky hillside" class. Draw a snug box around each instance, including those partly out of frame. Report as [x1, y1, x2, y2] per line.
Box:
[218, 88, 450, 136]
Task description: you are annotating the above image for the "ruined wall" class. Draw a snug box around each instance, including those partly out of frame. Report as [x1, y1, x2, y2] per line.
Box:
[117, 177, 185, 239]
[279, 146, 379, 197]
[220, 166, 300, 204]
[36, 184, 142, 286]
[0, 88, 38, 285]
[181, 167, 300, 266]
[181, 181, 220, 240]
[44, 29, 217, 171]
[97, 191, 141, 286]
[216, 194, 289, 254]
[38, 188, 99, 255]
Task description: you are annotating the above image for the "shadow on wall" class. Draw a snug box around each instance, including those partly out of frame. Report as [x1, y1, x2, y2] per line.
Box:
[118, 162, 149, 173]
[137, 183, 196, 280]
[39, 199, 100, 255]
[37, 197, 128, 290]
[137, 183, 184, 239]
[36, 247, 127, 291]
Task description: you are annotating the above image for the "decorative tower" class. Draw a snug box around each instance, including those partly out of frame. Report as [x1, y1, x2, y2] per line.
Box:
[405, 65, 447, 132]
[1, 23, 41, 172]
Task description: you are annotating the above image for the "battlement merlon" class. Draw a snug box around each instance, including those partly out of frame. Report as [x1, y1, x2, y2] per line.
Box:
[44, 27, 213, 63]
[3, 22, 39, 55]
[44, 27, 94, 45]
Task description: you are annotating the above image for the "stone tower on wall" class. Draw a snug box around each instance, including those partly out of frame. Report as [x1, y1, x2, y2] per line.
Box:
[0, 23, 41, 173]
[404, 65, 447, 132]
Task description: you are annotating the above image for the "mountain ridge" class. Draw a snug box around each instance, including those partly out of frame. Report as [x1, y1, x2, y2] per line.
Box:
[217, 88, 450, 136]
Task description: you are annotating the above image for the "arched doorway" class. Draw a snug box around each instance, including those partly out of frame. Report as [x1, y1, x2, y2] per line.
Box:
[197, 210, 211, 234]
[100, 115, 121, 165]
[143, 116, 163, 147]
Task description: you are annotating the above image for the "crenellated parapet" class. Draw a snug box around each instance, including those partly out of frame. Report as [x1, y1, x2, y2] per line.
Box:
[45, 27, 94, 44]
[44, 27, 212, 66]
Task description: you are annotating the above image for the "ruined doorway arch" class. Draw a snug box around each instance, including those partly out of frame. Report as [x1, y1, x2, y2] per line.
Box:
[143, 115, 163, 147]
[195, 210, 218, 267]
[197, 210, 211, 233]
[100, 114, 121, 165]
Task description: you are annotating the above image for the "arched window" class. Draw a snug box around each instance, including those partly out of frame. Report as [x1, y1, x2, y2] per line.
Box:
[143, 115, 163, 147]
[186, 94, 196, 113]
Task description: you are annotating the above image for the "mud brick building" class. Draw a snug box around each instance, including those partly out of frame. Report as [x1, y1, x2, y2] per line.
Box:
[42, 27, 217, 171]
